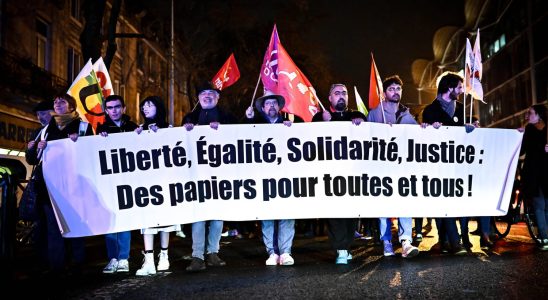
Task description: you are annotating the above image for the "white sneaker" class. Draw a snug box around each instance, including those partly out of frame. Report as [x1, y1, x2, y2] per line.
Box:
[103, 258, 118, 274]
[116, 259, 129, 272]
[401, 240, 419, 258]
[279, 253, 294, 266]
[175, 230, 186, 238]
[136, 252, 156, 276]
[265, 253, 279, 266]
[157, 250, 170, 271]
[336, 250, 348, 264]
[383, 240, 395, 257]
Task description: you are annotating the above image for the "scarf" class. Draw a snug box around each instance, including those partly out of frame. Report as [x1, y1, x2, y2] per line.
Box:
[437, 97, 455, 117]
[52, 111, 79, 131]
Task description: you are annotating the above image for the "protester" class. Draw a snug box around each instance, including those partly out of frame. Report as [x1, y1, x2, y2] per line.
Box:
[26, 93, 93, 276]
[24, 99, 54, 270]
[135, 95, 179, 276]
[519, 104, 548, 250]
[245, 90, 302, 265]
[421, 71, 476, 255]
[96, 95, 138, 273]
[312, 83, 366, 264]
[183, 81, 237, 272]
[368, 75, 420, 258]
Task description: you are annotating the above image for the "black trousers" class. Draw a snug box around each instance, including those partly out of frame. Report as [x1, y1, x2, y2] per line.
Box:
[327, 218, 357, 250]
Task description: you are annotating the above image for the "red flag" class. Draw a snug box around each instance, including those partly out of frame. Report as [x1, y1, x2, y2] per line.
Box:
[212, 53, 240, 90]
[368, 53, 384, 110]
[260, 25, 320, 122]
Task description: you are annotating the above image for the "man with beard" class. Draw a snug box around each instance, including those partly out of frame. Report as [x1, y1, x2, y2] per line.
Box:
[244, 90, 302, 266]
[312, 83, 366, 264]
[368, 75, 420, 258]
[183, 81, 237, 272]
[421, 71, 471, 255]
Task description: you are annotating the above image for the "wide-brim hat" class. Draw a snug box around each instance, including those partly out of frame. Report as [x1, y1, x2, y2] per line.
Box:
[32, 100, 54, 112]
[255, 90, 285, 112]
[196, 81, 221, 96]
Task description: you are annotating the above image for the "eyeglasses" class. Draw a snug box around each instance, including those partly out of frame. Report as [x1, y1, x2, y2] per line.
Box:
[264, 99, 279, 106]
[386, 87, 402, 92]
[141, 103, 156, 111]
[106, 104, 122, 110]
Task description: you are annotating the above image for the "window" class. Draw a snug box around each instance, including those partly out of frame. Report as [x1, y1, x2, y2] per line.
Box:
[137, 42, 144, 72]
[35, 19, 50, 70]
[114, 80, 120, 95]
[67, 47, 82, 82]
[70, 0, 81, 21]
[488, 34, 507, 58]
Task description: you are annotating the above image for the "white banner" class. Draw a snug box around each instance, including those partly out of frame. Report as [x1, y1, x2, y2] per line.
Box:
[42, 122, 523, 237]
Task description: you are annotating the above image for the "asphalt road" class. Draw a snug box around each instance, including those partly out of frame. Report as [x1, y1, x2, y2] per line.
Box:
[9, 220, 548, 299]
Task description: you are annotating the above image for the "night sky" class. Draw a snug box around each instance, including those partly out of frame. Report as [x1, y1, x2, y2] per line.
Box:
[301, 0, 465, 102]
[144, 0, 465, 106]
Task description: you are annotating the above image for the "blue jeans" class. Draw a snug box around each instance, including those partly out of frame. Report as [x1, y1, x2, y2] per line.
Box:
[261, 219, 295, 255]
[191, 220, 223, 260]
[436, 217, 461, 247]
[459, 217, 490, 237]
[532, 188, 548, 240]
[44, 204, 85, 271]
[379, 217, 413, 242]
[105, 231, 131, 260]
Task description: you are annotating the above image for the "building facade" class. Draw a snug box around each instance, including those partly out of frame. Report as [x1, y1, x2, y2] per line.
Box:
[0, 0, 191, 163]
[412, 0, 547, 128]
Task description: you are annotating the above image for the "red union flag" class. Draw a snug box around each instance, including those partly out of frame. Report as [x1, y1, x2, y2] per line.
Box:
[368, 53, 384, 110]
[212, 53, 240, 90]
[260, 25, 320, 122]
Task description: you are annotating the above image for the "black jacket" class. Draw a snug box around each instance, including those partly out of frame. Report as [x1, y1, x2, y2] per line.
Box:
[182, 106, 238, 125]
[96, 114, 138, 134]
[520, 123, 548, 198]
[421, 98, 466, 126]
[312, 109, 366, 122]
[244, 111, 304, 124]
[27, 115, 93, 206]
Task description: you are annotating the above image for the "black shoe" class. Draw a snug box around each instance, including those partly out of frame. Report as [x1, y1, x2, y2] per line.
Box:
[469, 229, 481, 236]
[462, 236, 473, 249]
[441, 242, 451, 254]
[206, 253, 226, 267]
[538, 239, 548, 251]
[451, 244, 468, 255]
[480, 237, 494, 250]
[186, 257, 206, 272]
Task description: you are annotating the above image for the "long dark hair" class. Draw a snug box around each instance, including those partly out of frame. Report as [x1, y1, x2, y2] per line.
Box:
[139, 96, 168, 128]
[531, 104, 547, 124]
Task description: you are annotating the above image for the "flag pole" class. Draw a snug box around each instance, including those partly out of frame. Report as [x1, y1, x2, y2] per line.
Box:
[469, 94, 474, 124]
[463, 71, 467, 125]
[250, 72, 262, 107]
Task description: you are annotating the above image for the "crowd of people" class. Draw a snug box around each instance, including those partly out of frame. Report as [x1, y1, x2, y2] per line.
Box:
[24, 72, 548, 278]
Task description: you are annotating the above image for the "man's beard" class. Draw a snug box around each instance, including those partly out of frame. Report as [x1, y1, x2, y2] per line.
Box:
[334, 99, 346, 111]
[267, 108, 278, 118]
[388, 95, 400, 103]
[449, 91, 458, 101]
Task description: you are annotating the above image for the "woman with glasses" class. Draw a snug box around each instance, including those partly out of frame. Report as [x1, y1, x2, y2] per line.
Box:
[519, 104, 548, 250]
[134, 96, 180, 275]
